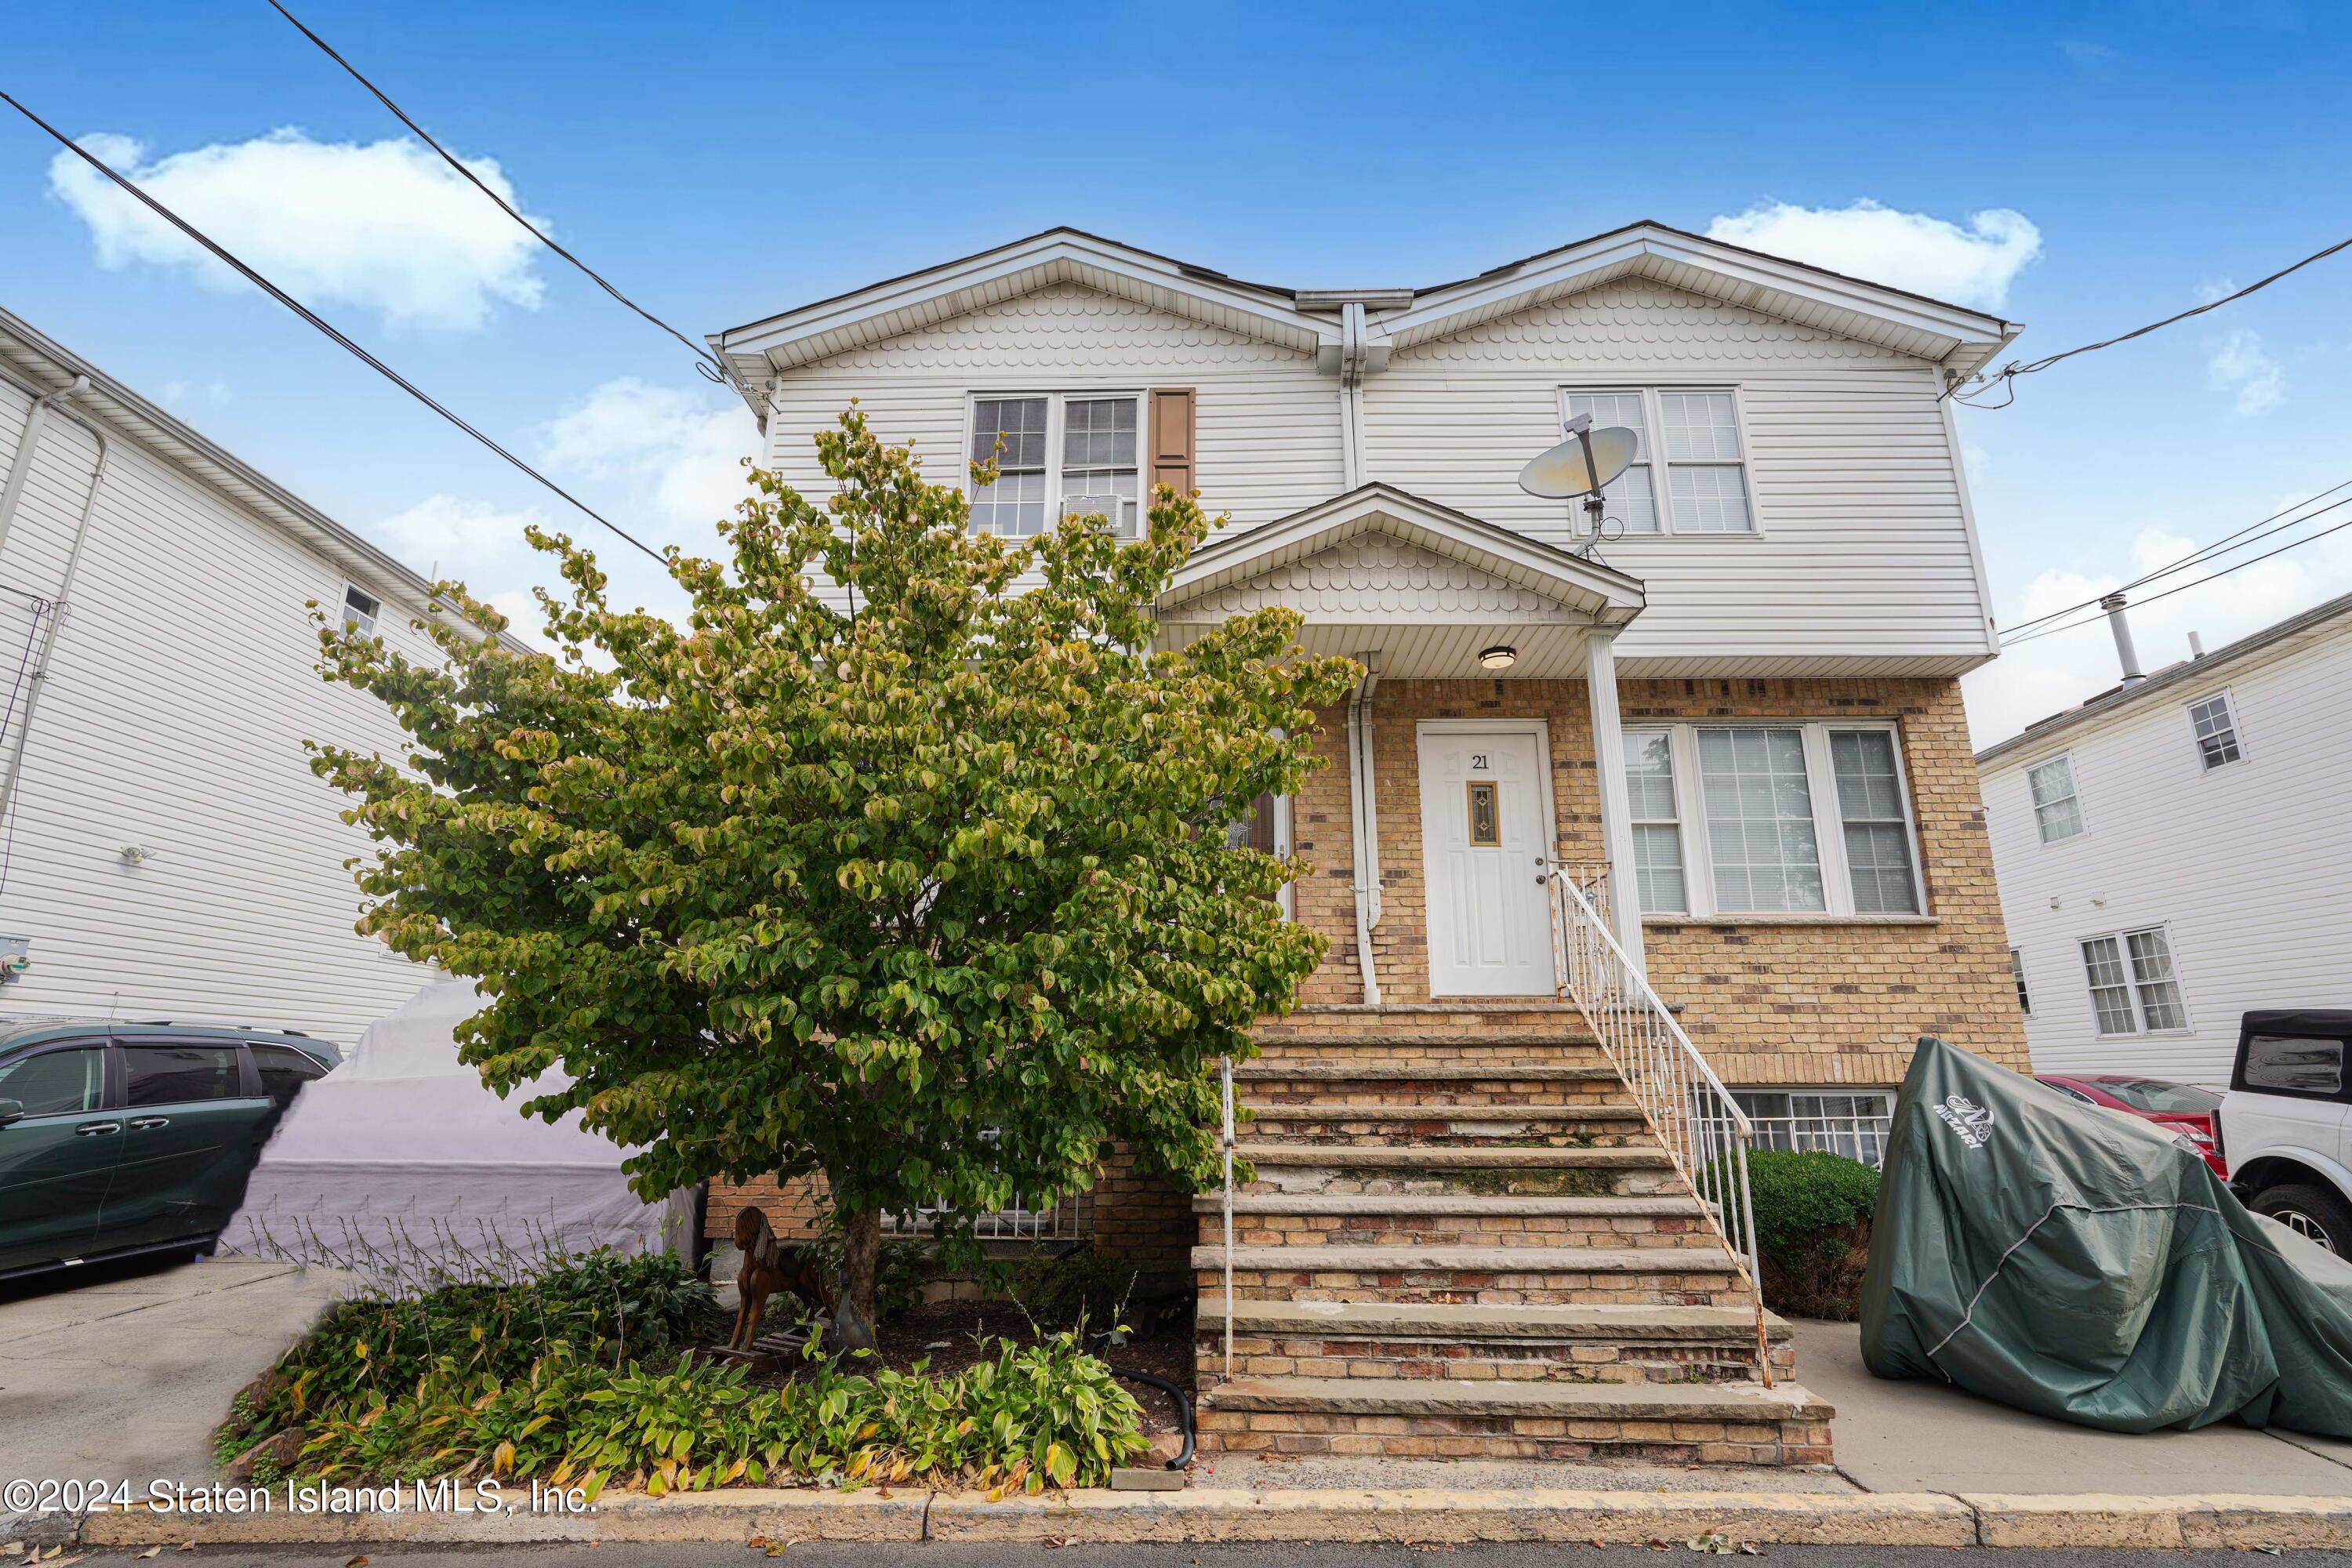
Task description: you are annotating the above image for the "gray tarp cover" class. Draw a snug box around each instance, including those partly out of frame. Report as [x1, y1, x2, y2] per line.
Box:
[1860, 1036, 2352, 1437]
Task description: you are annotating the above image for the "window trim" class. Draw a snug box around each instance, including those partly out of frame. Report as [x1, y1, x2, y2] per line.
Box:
[2078, 922, 2192, 1039]
[1555, 384, 1762, 537]
[1624, 720, 1926, 921]
[2024, 751, 2089, 846]
[963, 390, 1147, 539]
[2184, 688, 2247, 772]
[339, 582, 382, 640]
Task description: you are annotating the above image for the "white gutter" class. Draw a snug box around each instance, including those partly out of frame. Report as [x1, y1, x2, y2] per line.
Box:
[0, 370, 108, 831]
[1345, 651, 1385, 1005]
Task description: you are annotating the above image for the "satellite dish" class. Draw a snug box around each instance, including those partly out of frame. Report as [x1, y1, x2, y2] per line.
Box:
[1518, 419, 1639, 500]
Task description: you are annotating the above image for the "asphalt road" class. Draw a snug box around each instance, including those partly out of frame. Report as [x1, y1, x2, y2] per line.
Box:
[50, 1546, 2352, 1566]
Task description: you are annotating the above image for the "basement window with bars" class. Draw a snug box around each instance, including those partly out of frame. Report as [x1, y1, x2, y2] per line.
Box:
[1559, 387, 1753, 534]
[1733, 1088, 1893, 1166]
[2080, 925, 2189, 1036]
[967, 393, 1141, 539]
[1619, 722, 1925, 919]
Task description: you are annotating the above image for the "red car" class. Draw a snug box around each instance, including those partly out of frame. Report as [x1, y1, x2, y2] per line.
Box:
[2036, 1073, 2227, 1175]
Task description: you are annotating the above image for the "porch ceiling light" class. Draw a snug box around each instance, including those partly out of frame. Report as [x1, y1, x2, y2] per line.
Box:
[1477, 644, 1518, 670]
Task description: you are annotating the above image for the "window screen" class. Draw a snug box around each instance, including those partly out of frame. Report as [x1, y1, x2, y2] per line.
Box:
[1697, 727, 1824, 912]
[1623, 730, 1686, 913]
[968, 397, 1050, 535]
[1830, 729, 1918, 913]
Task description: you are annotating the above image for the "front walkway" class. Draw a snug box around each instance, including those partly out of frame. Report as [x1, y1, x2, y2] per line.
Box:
[0, 1254, 348, 1485]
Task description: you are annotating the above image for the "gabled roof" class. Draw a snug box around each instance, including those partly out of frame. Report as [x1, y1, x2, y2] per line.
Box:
[712, 220, 2024, 408]
[1975, 589, 2352, 768]
[1158, 482, 1645, 626]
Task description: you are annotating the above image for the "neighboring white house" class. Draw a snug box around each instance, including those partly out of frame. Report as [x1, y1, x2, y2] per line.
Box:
[1977, 591, 2352, 1087]
[0, 307, 454, 1051]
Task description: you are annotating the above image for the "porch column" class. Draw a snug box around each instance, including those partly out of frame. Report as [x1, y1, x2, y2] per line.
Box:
[1583, 627, 1646, 973]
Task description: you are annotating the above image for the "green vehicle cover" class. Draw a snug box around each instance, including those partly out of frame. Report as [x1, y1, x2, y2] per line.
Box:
[1860, 1036, 2352, 1438]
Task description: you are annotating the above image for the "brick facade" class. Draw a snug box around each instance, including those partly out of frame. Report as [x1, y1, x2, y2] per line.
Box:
[1288, 673, 2026, 1090]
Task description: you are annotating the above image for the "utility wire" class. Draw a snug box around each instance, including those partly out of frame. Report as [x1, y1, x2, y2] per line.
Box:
[1, 89, 666, 565]
[1998, 477, 2352, 641]
[1952, 227, 2352, 407]
[2000, 506, 2352, 649]
[261, 0, 741, 393]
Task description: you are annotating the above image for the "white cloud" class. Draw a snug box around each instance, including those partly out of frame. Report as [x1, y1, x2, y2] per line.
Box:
[374, 493, 544, 574]
[1963, 516, 2352, 748]
[541, 378, 760, 534]
[159, 378, 231, 412]
[49, 129, 547, 332]
[1705, 200, 2042, 311]
[1963, 445, 1991, 489]
[2207, 328, 2284, 416]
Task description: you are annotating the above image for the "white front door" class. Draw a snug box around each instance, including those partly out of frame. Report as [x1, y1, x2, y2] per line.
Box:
[1417, 724, 1556, 997]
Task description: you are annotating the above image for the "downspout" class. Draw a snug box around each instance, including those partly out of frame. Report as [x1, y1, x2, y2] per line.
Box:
[0, 372, 108, 832]
[1338, 302, 1367, 490]
[1345, 652, 1385, 1005]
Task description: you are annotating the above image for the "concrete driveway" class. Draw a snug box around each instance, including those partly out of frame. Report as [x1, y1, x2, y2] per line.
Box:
[1791, 1319, 2352, 1494]
[0, 1254, 347, 1486]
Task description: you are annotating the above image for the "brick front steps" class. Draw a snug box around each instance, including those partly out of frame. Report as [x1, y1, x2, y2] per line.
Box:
[1196, 1375, 1834, 1465]
[1192, 1003, 1832, 1465]
[1194, 1298, 1796, 1386]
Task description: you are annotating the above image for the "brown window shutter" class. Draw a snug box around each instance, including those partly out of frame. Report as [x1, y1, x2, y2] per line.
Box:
[1149, 388, 1196, 498]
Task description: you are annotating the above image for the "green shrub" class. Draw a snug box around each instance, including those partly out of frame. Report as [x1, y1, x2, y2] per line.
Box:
[1724, 1149, 1880, 1321]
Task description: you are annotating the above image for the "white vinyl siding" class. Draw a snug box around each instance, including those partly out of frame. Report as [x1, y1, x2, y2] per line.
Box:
[2027, 755, 2085, 843]
[1622, 728, 1686, 913]
[2079, 926, 2188, 1036]
[2187, 691, 2242, 769]
[1984, 615, 2352, 1084]
[1625, 721, 1922, 920]
[0, 374, 436, 1051]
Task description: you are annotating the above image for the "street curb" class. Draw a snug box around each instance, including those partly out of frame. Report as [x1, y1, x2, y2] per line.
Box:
[60, 1486, 2352, 1549]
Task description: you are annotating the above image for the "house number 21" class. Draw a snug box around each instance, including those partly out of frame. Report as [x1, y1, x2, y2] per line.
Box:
[1470, 754, 1490, 770]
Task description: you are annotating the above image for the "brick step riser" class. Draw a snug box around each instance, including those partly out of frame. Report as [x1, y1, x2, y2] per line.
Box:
[1259, 1011, 1592, 1036]
[1250, 1045, 1609, 1069]
[1198, 1218, 1722, 1249]
[1197, 1269, 1757, 1311]
[1195, 1335, 1793, 1388]
[1192, 1410, 1830, 1466]
[1243, 1086, 1624, 1109]
[1241, 1127, 1653, 1151]
[1240, 1169, 1685, 1199]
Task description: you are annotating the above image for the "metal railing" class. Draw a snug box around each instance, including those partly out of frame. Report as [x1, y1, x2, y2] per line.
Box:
[1547, 868, 1773, 1385]
[1218, 1052, 1236, 1380]
[883, 1192, 1091, 1243]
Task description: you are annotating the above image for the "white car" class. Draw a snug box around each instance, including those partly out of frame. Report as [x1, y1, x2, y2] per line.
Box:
[2219, 1009, 2352, 1255]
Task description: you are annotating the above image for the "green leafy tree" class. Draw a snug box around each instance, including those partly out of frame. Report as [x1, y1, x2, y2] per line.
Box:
[311, 410, 1356, 1348]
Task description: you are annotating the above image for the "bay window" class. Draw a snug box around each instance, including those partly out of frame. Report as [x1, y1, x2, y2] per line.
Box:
[1618, 722, 1925, 920]
[967, 392, 1142, 538]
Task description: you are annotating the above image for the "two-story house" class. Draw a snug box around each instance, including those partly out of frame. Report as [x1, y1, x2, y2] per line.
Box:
[706, 223, 2031, 1467]
[1978, 591, 2352, 1090]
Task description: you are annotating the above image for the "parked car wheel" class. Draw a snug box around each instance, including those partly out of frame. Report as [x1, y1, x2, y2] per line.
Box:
[2251, 1182, 2352, 1255]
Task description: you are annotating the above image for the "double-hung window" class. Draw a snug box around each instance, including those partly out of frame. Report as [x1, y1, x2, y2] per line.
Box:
[1617, 722, 1924, 919]
[2010, 948, 2032, 1016]
[2026, 754, 2085, 844]
[340, 583, 381, 639]
[1559, 387, 1753, 534]
[968, 393, 1142, 539]
[2187, 692, 2242, 769]
[2080, 925, 2188, 1036]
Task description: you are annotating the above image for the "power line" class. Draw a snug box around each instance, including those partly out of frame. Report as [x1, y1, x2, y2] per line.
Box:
[1998, 477, 2352, 641]
[0, 88, 666, 565]
[2001, 506, 2352, 649]
[261, 0, 742, 394]
[1952, 227, 2352, 407]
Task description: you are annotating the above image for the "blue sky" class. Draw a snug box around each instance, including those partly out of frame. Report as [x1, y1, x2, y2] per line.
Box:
[2, 0, 2347, 744]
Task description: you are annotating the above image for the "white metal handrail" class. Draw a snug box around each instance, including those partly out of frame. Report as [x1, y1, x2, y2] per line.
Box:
[1218, 1052, 1236, 1380]
[1547, 868, 1773, 1385]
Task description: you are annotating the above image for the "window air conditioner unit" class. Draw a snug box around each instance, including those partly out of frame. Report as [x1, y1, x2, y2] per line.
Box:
[1060, 492, 1138, 539]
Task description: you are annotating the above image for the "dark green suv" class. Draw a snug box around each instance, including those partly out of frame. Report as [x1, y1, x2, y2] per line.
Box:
[0, 1019, 337, 1280]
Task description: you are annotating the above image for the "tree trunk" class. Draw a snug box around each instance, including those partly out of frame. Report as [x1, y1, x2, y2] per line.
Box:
[830, 1203, 881, 1353]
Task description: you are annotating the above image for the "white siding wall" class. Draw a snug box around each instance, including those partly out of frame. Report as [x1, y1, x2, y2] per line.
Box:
[764, 281, 1343, 528]
[0, 377, 437, 1051]
[1363, 282, 1991, 673]
[763, 278, 1992, 674]
[1982, 625, 2352, 1086]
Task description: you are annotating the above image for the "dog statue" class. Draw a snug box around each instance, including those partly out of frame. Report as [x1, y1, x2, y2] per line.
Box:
[728, 1207, 837, 1352]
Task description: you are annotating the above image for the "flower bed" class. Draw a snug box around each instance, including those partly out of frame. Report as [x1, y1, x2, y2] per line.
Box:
[216, 1250, 1148, 1497]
